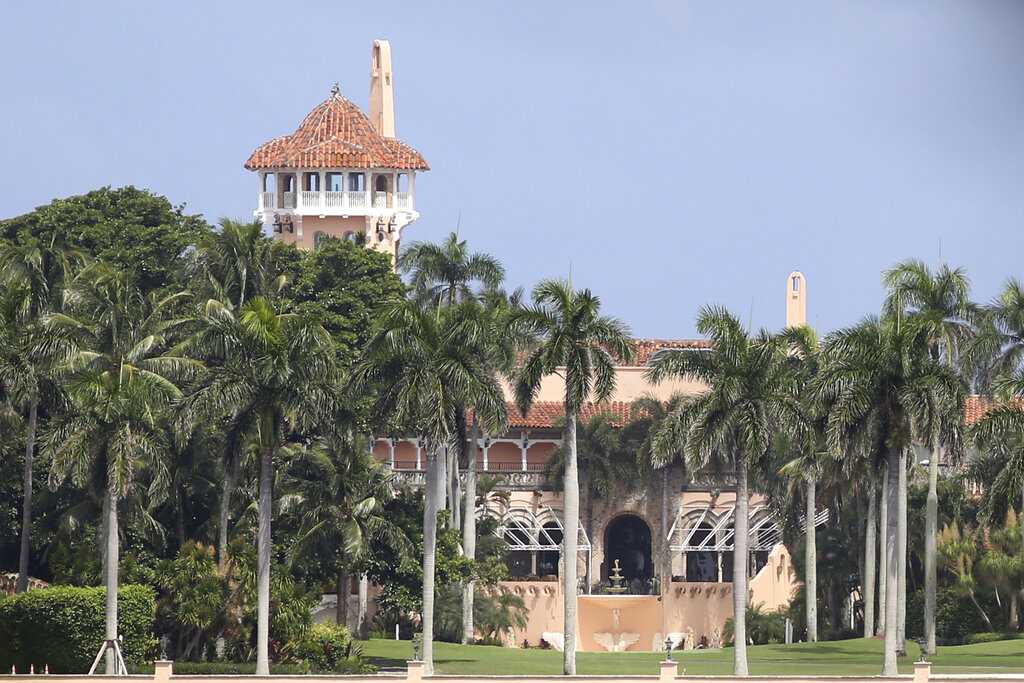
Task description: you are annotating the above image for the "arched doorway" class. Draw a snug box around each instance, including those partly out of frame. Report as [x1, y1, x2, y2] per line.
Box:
[604, 515, 652, 584]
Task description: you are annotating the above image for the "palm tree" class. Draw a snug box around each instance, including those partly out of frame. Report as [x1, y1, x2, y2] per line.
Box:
[397, 231, 505, 309]
[646, 307, 799, 676]
[47, 267, 195, 673]
[976, 278, 1024, 391]
[0, 240, 84, 593]
[355, 299, 508, 674]
[187, 219, 289, 569]
[513, 279, 633, 675]
[976, 512, 1023, 630]
[282, 440, 412, 629]
[883, 259, 977, 653]
[177, 296, 339, 674]
[817, 315, 964, 675]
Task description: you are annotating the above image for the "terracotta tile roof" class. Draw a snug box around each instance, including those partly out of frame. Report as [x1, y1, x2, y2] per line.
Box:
[633, 339, 711, 366]
[964, 395, 1024, 425]
[245, 90, 429, 171]
[507, 401, 640, 428]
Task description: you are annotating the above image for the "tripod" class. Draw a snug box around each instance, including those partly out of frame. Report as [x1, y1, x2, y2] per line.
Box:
[88, 638, 127, 675]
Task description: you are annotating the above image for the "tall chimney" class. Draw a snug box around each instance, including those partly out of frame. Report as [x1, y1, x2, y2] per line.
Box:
[786, 271, 807, 329]
[370, 40, 396, 138]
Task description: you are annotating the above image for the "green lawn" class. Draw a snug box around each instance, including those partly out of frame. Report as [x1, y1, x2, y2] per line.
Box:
[360, 638, 1024, 676]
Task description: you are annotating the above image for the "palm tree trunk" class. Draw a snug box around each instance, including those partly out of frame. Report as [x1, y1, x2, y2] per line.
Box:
[733, 457, 750, 676]
[218, 455, 238, 571]
[422, 446, 441, 675]
[661, 466, 671, 593]
[105, 484, 119, 675]
[358, 574, 368, 638]
[256, 445, 273, 675]
[877, 466, 888, 637]
[562, 413, 579, 676]
[883, 450, 900, 676]
[864, 474, 877, 638]
[446, 448, 455, 522]
[924, 441, 940, 653]
[897, 449, 908, 655]
[806, 475, 817, 642]
[462, 423, 480, 645]
[338, 560, 350, 629]
[16, 399, 38, 594]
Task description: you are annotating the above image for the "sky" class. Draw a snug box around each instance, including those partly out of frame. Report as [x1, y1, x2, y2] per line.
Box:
[4, 1, 1023, 338]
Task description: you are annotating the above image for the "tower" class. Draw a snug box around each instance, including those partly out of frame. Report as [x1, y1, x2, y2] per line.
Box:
[244, 41, 428, 260]
[786, 270, 806, 328]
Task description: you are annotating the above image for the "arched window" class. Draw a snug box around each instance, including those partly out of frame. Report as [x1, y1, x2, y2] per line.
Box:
[313, 231, 328, 251]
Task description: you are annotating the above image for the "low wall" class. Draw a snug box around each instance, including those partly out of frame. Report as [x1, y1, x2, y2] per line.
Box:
[0, 660, 1006, 683]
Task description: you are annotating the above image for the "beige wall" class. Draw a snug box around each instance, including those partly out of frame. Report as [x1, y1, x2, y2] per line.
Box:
[499, 367, 706, 405]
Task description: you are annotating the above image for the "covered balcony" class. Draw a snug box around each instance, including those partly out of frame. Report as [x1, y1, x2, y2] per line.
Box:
[256, 169, 415, 216]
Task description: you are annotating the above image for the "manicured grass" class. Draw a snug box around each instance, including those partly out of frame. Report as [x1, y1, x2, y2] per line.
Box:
[360, 638, 1024, 676]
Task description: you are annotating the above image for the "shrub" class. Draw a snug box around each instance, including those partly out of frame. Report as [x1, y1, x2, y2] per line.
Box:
[0, 585, 157, 673]
[723, 604, 787, 646]
[906, 587, 1004, 644]
[293, 621, 376, 674]
[962, 632, 1024, 645]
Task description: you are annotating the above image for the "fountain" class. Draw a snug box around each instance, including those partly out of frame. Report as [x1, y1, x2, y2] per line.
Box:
[607, 558, 627, 594]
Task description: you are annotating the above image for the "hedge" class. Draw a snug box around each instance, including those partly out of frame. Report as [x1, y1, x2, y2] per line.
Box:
[962, 632, 1024, 645]
[0, 585, 156, 673]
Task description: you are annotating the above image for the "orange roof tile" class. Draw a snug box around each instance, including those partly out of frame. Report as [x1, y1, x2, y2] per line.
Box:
[506, 401, 641, 428]
[245, 89, 429, 171]
[633, 338, 711, 366]
[964, 395, 1024, 425]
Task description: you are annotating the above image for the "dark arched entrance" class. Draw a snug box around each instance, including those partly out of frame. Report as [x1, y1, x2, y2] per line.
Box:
[604, 515, 652, 584]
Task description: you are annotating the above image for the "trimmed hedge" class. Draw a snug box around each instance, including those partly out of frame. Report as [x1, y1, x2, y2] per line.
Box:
[962, 632, 1024, 645]
[0, 585, 156, 673]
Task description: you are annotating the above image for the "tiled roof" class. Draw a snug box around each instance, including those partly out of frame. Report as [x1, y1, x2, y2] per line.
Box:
[633, 339, 711, 366]
[245, 90, 429, 171]
[507, 401, 641, 428]
[964, 395, 1024, 425]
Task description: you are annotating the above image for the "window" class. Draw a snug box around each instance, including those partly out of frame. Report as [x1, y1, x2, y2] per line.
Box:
[313, 231, 328, 251]
[303, 173, 320, 191]
[326, 172, 344, 191]
[348, 173, 365, 192]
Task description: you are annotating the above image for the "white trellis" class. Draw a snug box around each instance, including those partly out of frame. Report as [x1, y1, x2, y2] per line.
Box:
[667, 504, 829, 552]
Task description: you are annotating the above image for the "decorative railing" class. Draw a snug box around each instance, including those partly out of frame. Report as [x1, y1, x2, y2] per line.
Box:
[395, 192, 411, 208]
[300, 191, 320, 208]
[324, 191, 346, 208]
[373, 192, 388, 208]
[346, 191, 368, 208]
[259, 192, 275, 210]
[282, 192, 295, 209]
[257, 190, 412, 214]
[389, 468, 546, 491]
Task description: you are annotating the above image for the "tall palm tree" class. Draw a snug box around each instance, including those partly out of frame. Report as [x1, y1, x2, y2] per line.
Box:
[177, 296, 339, 674]
[0, 240, 84, 593]
[976, 278, 1024, 392]
[355, 299, 508, 674]
[817, 315, 964, 675]
[514, 279, 634, 675]
[47, 267, 195, 673]
[883, 259, 977, 653]
[646, 307, 799, 675]
[187, 219, 288, 569]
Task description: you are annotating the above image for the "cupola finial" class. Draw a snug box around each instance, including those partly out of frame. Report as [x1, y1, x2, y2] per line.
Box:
[331, 82, 340, 96]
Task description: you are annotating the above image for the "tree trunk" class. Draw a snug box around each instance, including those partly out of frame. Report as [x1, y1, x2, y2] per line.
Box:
[16, 400, 38, 594]
[421, 446, 442, 675]
[897, 449, 908, 655]
[924, 442, 940, 653]
[883, 450, 899, 676]
[358, 574, 369, 638]
[967, 589, 995, 632]
[877, 466, 888, 637]
[218, 455, 238, 571]
[452, 449, 462, 533]
[661, 466, 671, 594]
[562, 413, 579, 675]
[446, 447, 455, 524]
[338, 560, 350, 629]
[256, 445, 273, 675]
[462, 423, 480, 645]
[176, 488, 187, 550]
[105, 484, 119, 674]
[864, 474, 877, 638]
[733, 457, 750, 676]
[806, 475, 817, 642]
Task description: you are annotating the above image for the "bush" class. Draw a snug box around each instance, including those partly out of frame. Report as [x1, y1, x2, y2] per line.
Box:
[293, 622, 376, 674]
[0, 585, 156, 673]
[906, 587, 1004, 644]
[723, 604, 787, 646]
[962, 632, 1024, 645]
[130, 662, 305, 675]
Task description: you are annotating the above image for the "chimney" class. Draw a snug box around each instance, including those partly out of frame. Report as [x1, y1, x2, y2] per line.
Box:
[786, 271, 807, 329]
[370, 40, 396, 138]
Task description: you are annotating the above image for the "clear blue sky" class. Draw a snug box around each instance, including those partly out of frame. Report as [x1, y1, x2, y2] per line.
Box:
[5, 1, 1023, 338]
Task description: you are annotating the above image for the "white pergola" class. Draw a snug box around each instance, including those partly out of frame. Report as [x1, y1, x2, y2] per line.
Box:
[668, 503, 829, 551]
[494, 505, 590, 552]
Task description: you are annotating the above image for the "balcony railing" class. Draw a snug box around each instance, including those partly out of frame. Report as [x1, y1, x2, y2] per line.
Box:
[258, 191, 413, 215]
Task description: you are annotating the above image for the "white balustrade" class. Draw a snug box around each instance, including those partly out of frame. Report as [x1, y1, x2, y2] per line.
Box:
[282, 192, 296, 209]
[299, 191, 320, 208]
[346, 191, 367, 208]
[259, 192, 275, 210]
[324, 191, 345, 208]
[395, 192, 410, 209]
[373, 192, 388, 208]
